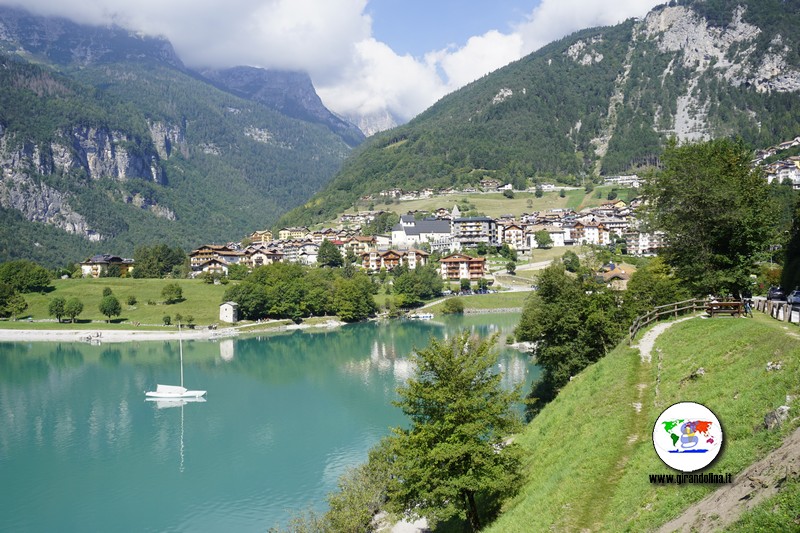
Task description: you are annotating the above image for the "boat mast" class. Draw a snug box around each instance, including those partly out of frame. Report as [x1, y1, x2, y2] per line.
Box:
[179, 321, 184, 388]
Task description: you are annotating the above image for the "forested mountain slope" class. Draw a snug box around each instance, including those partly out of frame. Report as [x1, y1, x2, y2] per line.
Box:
[280, 0, 800, 227]
[0, 6, 353, 265]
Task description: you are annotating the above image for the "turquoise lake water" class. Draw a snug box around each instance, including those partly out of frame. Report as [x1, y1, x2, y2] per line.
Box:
[0, 314, 536, 532]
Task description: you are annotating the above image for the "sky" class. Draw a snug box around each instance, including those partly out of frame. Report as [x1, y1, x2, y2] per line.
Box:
[3, 0, 663, 124]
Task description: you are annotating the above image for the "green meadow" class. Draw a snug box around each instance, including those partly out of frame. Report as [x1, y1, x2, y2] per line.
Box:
[4, 278, 229, 328]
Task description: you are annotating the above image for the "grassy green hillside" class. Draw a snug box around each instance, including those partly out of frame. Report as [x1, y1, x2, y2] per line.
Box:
[3, 278, 229, 327]
[488, 314, 799, 531]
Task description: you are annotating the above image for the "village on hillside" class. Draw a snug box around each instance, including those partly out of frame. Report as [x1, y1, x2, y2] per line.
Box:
[79, 133, 800, 284]
[81, 185, 660, 285]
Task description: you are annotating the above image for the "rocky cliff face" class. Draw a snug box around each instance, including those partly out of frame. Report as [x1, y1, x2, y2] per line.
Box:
[0, 125, 172, 238]
[0, 136, 92, 237]
[639, 4, 800, 140]
[57, 126, 164, 183]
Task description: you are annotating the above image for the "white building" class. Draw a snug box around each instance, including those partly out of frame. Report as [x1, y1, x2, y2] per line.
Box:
[220, 302, 239, 323]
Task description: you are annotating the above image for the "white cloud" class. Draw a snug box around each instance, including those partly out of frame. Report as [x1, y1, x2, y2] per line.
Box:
[515, 0, 661, 54]
[0, 0, 663, 128]
[435, 30, 525, 90]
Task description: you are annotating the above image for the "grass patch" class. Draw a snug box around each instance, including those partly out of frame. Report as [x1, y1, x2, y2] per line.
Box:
[486, 314, 800, 532]
[369, 188, 636, 219]
[426, 292, 530, 314]
[5, 278, 230, 327]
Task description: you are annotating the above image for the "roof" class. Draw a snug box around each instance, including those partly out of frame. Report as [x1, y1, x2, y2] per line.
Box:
[392, 219, 450, 236]
[440, 254, 485, 263]
[454, 216, 495, 223]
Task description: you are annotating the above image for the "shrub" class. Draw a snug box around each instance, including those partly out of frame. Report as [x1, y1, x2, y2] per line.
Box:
[442, 297, 465, 315]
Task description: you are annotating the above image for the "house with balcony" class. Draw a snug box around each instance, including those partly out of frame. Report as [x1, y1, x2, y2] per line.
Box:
[451, 216, 498, 249]
[80, 254, 135, 278]
[500, 223, 525, 250]
[249, 229, 273, 244]
[277, 226, 310, 240]
[439, 253, 486, 281]
[189, 245, 244, 272]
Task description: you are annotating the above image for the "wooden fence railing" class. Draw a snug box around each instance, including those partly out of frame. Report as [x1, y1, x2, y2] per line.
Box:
[629, 296, 800, 345]
[628, 298, 707, 344]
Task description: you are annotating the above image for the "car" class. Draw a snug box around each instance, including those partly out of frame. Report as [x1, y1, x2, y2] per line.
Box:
[767, 286, 786, 300]
[788, 290, 800, 305]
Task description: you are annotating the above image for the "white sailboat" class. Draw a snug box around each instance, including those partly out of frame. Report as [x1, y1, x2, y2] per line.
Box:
[146, 323, 207, 399]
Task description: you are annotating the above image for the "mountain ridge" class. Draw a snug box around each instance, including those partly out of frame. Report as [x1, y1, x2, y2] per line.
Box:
[0, 6, 355, 265]
[278, 0, 800, 228]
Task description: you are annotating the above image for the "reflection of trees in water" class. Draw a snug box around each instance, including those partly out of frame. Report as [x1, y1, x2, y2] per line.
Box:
[48, 344, 84, 369]
[100, 348, 122, 366]
[0, 344, 50, 384]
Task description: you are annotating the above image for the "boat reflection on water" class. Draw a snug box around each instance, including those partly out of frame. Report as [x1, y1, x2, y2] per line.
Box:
[146, 397, 207, 409]
[146, 396, 206, 472]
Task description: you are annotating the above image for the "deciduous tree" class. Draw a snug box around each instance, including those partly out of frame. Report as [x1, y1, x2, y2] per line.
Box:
[64, 298, 84, 323]
[387, 332, 523, 531]
[161, 283, 183, 304]
[48, 296, 66, 322]
[99, 295, 121, 323]
[646, 138, 771, 295]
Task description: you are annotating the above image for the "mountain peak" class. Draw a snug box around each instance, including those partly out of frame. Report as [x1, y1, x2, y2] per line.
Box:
[200, 66, 364, 147]
[0, 5, 184, 69]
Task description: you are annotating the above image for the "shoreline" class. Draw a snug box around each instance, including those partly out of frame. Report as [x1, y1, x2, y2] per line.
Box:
[0, 319, 347, 344]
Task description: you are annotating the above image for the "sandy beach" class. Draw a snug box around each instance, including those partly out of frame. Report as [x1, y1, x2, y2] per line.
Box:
[0, 319, 347, 344]
[0, 327, 220, 344]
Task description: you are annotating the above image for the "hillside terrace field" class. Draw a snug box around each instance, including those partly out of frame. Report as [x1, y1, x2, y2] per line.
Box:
[350, 185, 637, 219]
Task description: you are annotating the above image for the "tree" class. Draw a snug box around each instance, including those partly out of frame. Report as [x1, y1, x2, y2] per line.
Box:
[624, 257, 689, 319]
[332, 273, 377, 322]
[318, 239, 344, 267]
[499, 243, 517, 261]
[104, 264, 121, 278]
[534, 185, 543, 198]
[99, 295, 121, 323]
[502, 188, 514, 199]
[441, 297, 465, 314]
[559, 188, 566, 198]
[562, 250, 580, 272]
[516, 263, 625, 416]
[161, 283, 183, 304]
[132, 244, 187, 278]
[0, 260, 51, 293]
[781, 194, 800, 292]
[393, 265, 444, 307]
[647, 138, 771, 295]
[6, 293, 27, 320]
[386, 332, 523, 531]
[534, 230, 554, 249]
[49, 296, 66, 323]
[64, 298, 83, 323]
[102, 287, 113, 297]
[506, 261, 516, 274]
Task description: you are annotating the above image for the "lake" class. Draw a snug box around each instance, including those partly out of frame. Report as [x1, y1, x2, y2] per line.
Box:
[0, 314, 536, 532]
